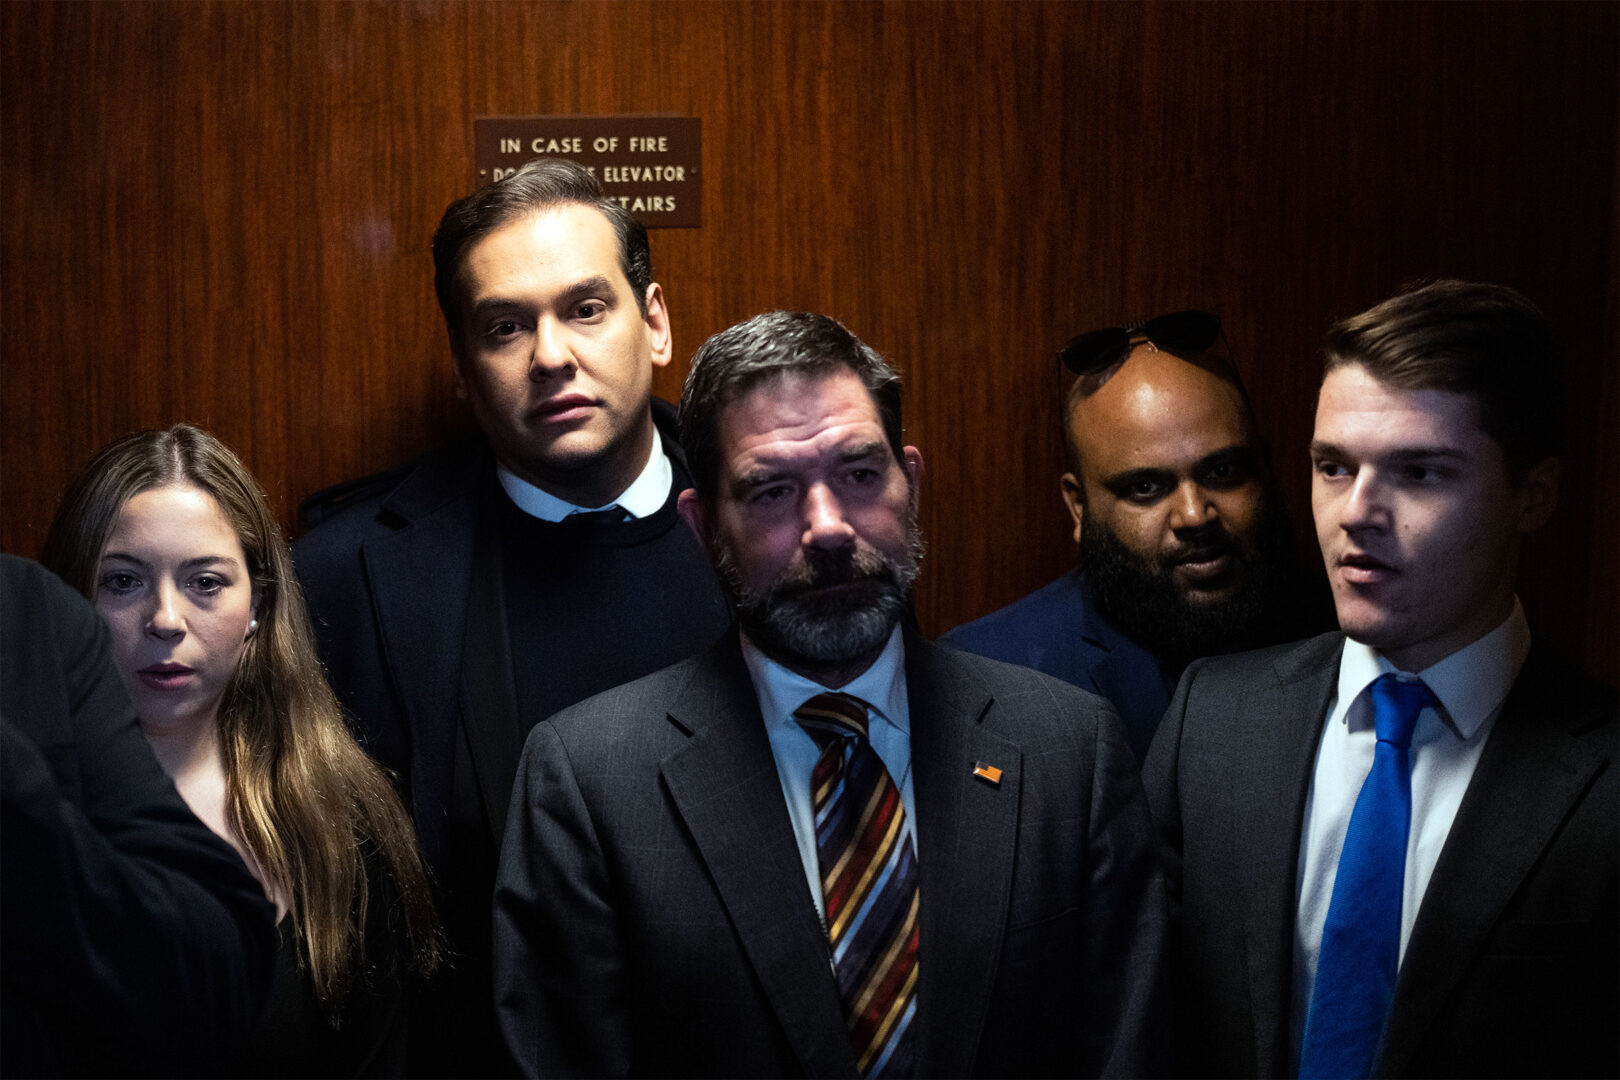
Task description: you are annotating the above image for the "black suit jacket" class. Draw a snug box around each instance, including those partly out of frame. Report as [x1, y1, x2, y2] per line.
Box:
[0, 555, 276, 1076]
[294, 405, 727, 1075]
[493, 629, 1169, 1078]
[1142, 632, 1618, 1078]
[293, 432, 507, 873]
[293, 403, 721, 874]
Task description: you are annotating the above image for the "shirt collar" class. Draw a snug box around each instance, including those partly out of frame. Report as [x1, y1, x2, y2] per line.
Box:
[740, 625, 910, 739]
[496, 435, 673, 522]
[1336, 598, 1531, 740]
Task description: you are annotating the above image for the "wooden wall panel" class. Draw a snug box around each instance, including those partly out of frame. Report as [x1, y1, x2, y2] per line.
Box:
[3, 1, 1615, 684]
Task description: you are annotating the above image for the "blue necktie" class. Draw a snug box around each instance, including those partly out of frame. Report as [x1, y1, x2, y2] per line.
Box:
[1300, 673, 1439, 1080]
[565, 505, 630, 525]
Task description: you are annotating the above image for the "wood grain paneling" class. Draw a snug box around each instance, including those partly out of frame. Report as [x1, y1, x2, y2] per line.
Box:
[3, 1, 1615, 683]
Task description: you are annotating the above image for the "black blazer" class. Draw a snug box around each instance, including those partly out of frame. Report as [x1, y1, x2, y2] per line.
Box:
[0, 555, 276, 1076]
[294, 404, 728, 1076]
[294, 432, 500, 872]
[292, 403, 722, 873]
[493, 629, 1170, 1078]
[1142, 632, 1618, 1078]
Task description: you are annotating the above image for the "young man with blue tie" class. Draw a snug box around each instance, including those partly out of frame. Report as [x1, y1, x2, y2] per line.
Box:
[1144, 280, 1617, 1078]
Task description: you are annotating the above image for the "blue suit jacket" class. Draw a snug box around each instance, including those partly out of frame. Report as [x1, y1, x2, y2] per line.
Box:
[942, 569, 1171, 762]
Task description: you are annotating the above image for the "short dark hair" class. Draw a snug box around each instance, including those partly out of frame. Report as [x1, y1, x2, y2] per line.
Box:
[431, 157, 653, 340]
[680, 311, 905, 502]
[1323, 279, 1562, 477]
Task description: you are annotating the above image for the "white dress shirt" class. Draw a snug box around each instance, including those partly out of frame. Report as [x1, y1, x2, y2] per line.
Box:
[496, 435, 672, 521]
[1290, 600, 1532, 1053]
[740, 626, 916, 925]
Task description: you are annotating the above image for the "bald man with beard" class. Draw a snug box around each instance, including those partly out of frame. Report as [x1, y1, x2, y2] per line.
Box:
[945, 312, 1313, 761]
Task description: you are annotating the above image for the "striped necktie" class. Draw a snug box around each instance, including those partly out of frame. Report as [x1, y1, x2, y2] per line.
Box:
[794, 692, 919, 1078]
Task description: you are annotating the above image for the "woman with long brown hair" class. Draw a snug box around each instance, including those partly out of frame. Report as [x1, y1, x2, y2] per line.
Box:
[43, 424, 439, 1076]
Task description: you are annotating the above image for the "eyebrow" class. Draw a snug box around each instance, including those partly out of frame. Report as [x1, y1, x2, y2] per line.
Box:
[834, 441, 891, 465]
[1194, 445, 1257, 471]
[100, 552, 243, 571]
[1100, 443, 1255, 487]
[728, 442, 891, 495]
[467, 275, 620, 321]
[729, 469, 786, 497]
[1310, 440, 1469, 463]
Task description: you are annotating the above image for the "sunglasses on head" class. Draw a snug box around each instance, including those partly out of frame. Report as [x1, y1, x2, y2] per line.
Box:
[1058, 310, 1225, 376]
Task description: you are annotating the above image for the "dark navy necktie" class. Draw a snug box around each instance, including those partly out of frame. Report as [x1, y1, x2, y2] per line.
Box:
[1300, 673, 1439, 1079]
[793, 692, 918, 1078]
[564, 505, 630, 525]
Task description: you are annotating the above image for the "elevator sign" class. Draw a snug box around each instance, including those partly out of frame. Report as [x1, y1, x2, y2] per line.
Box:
[474, 116, 701, 228]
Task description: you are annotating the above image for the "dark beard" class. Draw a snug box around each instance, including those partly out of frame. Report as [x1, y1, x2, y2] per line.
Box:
[715, 514, 924, 669]
[1081, 504, 1288, 669]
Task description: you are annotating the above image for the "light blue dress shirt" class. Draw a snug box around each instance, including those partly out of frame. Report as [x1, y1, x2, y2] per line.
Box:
[739, 626, 916, 925]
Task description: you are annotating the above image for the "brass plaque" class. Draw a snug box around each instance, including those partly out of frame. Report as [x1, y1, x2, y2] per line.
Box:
[474, 116, 701, 228]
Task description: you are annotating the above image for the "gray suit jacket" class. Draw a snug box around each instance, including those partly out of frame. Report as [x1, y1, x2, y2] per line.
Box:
[493, 630, 1169, 1078]
[1142, 632, 1618, 1078]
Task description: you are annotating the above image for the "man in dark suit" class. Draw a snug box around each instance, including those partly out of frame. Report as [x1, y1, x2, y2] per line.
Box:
[1143, 280, 1617, 1078]
[293, 158, 729, 1074]
[944, 312, 1300, 761]
[494, 310, 1168, 1077]
[2, 555, 276, 1076]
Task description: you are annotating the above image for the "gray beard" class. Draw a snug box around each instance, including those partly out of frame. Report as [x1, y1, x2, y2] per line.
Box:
[714, 514, 924, 668]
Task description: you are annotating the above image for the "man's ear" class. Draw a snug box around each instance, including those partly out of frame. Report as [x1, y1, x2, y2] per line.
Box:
[644, 283, 673, 370]
[902, 446, 924, 511]
[449, 334, 470, 401]
[1514, 456, 1560, 533]
[1060, 473, 1085, 546]
[677, 488, 709, 549]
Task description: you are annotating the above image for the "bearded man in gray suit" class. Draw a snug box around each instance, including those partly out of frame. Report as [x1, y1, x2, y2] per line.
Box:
[1144, 280, 1617, 1079]
[493, 310, 1168, 1078]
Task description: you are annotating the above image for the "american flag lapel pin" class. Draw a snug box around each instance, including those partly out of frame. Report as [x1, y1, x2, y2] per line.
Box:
[972, 761, 1002, 786]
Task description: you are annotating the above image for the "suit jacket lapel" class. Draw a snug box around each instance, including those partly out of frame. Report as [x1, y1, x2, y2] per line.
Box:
[1377, 651, 1610, 1074]
[360, 470, 482, 875]
[904, 633, 1022, 1076]
[459, 496, 524, 846]
[1075, 576, 1164, 702]
[1238, 636, 1341, 1075]
[1083, 609, 1168, 714]
[658, 636, 857, 1078]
